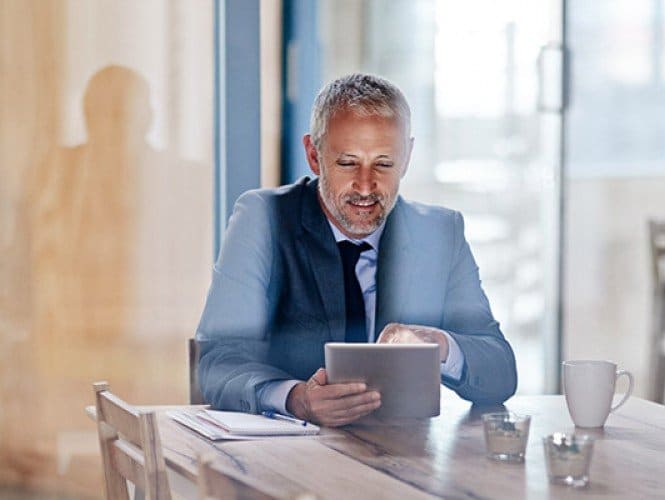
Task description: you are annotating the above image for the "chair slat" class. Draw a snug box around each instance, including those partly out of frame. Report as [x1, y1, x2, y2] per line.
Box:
[93, 382, 172, 499]
[189, 338, 205, 405]
[94, 382, 131, 500]
[140, 412, 171, 498]
[97, 390, 142, 446]
[648, 219, 665, 403]
[111, 439, 147, 491]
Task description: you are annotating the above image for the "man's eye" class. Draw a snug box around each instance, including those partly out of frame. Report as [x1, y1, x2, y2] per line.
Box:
[377, 163, 393, 168]
[337, 161, 355, 167]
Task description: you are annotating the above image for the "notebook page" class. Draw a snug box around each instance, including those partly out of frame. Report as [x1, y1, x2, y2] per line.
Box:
[167, 410, 265, 441]
[201, 410, 320, 436]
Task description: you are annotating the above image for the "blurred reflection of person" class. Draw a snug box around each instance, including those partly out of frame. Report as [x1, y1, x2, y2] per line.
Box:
[30, 65, 210, 341]
[30, 66, 147, 340]
[14, 63, 209, 490]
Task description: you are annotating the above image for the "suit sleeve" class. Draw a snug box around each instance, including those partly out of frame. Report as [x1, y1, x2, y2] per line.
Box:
[195, 191, 291, 413]
[441, 211, 518, 404]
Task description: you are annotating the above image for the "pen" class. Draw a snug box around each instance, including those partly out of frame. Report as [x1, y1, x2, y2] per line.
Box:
[261, 410, 308, 426]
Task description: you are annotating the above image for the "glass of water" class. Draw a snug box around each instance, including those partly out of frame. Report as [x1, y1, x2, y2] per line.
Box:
[482, 412, 531, 463]
[543, 433, 594, 487]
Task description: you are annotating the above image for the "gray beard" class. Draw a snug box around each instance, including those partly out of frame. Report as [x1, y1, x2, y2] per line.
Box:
[318, 173, 396, 236]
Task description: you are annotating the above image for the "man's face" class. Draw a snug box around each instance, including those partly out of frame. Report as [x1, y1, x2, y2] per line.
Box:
[304, 109, 413, 239]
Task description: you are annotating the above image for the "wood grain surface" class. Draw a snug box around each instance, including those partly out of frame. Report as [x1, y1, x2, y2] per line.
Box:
[156, 395, 665, 499]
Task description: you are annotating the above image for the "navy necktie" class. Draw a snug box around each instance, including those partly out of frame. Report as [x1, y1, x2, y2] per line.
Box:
[338, 240, 372, 343]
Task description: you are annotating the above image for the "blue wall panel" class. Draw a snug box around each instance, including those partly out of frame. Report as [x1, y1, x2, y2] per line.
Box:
[281, 0, 320, 184]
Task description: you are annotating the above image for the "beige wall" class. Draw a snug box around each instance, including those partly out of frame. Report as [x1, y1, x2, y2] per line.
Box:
[0, 1, 213, 496]
[261, 0, 283, 188]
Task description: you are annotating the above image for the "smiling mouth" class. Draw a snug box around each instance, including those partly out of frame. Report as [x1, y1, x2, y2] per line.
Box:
[347, 200, 380, 215]
[348, 200, 378, 208]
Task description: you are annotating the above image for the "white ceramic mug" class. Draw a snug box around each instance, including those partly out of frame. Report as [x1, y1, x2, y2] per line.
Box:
[562, 360, 634, 428]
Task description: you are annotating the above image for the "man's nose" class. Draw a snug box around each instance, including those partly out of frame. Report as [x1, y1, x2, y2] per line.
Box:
[352, 167, 377, 194]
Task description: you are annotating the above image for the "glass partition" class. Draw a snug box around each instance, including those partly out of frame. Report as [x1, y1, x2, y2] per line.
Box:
[563, 0, 665, 398]
[0, 1, 213, 495]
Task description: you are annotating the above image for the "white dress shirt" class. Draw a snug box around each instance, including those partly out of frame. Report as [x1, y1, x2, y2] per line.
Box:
[257, 221, 466, 414]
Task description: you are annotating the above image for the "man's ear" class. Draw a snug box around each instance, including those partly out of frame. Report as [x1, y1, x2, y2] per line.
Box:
[401, 137, 415, 179]
[303, 134, 321, 175]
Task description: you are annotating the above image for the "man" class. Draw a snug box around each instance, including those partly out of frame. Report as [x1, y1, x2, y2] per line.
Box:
[197, 74, 517, 427]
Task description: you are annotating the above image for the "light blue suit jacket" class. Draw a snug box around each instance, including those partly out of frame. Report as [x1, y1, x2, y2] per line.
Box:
[196, 177, 517, 412]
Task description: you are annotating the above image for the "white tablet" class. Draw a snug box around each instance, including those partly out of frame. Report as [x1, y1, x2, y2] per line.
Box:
[324, 343, 440, 418]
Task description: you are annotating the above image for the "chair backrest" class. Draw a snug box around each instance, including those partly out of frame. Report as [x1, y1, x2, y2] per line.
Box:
[189, 338, 205, 405]
[649, 218, 665, 290]
[93, 381, 172, 500]
[197, 454, 276, 500]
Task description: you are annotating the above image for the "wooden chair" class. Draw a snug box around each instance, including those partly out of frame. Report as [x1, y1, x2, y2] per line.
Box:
[93, 382, 172, 499]
[649, 219, 665, 403]
[189, 337, 205, 405]
[197, 454, 277, 500]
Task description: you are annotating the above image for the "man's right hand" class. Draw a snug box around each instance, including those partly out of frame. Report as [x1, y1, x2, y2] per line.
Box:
[285, 368, 381, 427]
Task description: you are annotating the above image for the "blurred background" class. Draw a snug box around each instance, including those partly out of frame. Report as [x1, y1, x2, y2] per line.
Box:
[1, 0, 663, 497]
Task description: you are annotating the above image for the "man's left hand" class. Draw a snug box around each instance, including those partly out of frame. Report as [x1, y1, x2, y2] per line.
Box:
[377, 323, 449, 362]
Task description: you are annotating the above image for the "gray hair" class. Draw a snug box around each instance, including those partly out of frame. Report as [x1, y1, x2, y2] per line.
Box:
[309, 73, 411, 149]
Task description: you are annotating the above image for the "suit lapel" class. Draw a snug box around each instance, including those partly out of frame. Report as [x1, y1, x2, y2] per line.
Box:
[375, 198, 413, 339]
[300, 179, 347, 342]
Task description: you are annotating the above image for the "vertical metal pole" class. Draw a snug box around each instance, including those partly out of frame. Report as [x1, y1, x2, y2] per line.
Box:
[555, 0, 568, 393]
[213, 0, 224, 260]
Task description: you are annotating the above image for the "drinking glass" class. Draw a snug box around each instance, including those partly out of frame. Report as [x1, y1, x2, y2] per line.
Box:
[543, 433, 594, 487]
[482, 412, 531, 462]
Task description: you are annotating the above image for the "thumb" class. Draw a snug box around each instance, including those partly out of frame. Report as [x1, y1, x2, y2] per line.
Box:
[310, 368, 327, 386]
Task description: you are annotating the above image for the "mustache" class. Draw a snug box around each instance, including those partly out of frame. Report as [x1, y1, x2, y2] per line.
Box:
[343, 192, 384, 205]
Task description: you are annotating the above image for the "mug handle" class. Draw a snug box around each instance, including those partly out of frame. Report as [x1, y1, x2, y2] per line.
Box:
[610, 369, 634, 413]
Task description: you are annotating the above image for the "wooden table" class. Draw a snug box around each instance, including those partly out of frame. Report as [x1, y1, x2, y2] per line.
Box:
[148, 395, 665, 499]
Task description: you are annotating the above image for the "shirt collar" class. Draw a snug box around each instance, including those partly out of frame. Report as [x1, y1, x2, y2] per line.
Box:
[327, 218, 385, 251]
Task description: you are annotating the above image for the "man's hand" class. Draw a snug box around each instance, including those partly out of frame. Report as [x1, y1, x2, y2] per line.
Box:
[286, 368, 381, 427]
[377, 322, 450, 362]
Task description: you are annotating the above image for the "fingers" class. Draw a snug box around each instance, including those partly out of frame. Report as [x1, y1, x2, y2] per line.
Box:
[378, 323, 446, 346]
[323, 405, 381, 427]
[376, 332, 389, 343]
[309, 390, 381, 427]
[376, 331, 394, 343]
[303, 368, 382, 427]
[377, 322, 413, 344]
[296, 368, 381, 427]
[307, 369, 367, 398]
[310, 368, 327, 386]
[322, 381, 368, 399]
[376, 322, 400, 343]
[308, 384, 376, 411]
[317, 390, 380, 414]
[377, 329, 411, 344]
